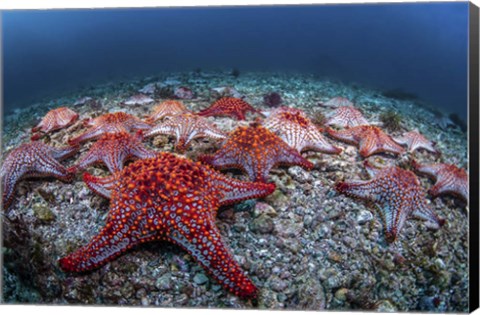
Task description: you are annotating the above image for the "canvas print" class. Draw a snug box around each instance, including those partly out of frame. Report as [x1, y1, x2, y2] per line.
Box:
[1, 2, 473, 312]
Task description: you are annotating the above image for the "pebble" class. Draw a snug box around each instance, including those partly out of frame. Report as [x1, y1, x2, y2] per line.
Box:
[357, 210, 373, 224]
[193, 273, 209, 285]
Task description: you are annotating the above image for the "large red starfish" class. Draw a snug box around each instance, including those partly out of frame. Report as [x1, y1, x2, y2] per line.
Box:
[145, 100, 190, 123]
[262, 106, 341, 154]
[1, 141, 79, 209]
[326, 125, 405, 157]
[197, 97, 258, 120]
[31, 107, 79, 140]
[70, 131, 156, 174]
[145, 114, 227, 152]
[335, 161, 445, 243]
[59, 153, 275, 299]
[412, 161, 468, 203]
[393, 130, 439, 154]
[68, 112, 151, 145]
[199, 123, 314, 182]
[324, 106, 369, 128]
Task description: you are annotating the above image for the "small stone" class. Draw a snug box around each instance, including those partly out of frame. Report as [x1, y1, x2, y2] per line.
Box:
[357, 210, 374, 224]
[375, 300, 396, 312]
[193, 272, 209, 285]
[335, 288, 349, 301]
[253, 202, 277, 218]
[249, 213, 274, 234]
[174, 86, 194, 99]
[32, 203, 56, 222]
[155, 273, 172, 290]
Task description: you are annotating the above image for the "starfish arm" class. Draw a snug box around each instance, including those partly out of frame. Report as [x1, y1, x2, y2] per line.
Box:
[381, 138, 406, 155]
[326, 127, 358, 144]
[31, 156, 74, 181]
[49, 144, 80, 161]
[83, 173, 117, 199]
[303, 132, 342, 154]
[69, 126, 106, 145]
[377, 199, 412, 243]
[275, 148, 314, 173]
[209, 171, 276, 205]
[59, 219, 144, 272]
[144, 123, 175, 139]
[429, 181, 469, 203]
[412, 162, 443, 179]
[1, 162, 28, 209]
[74, 146, 105, 171]
[129, 119, 152, 131]
[411, 200, 445, 229]
[416, 142, 438, 154]
[129, 143, 157, 161]
[168, 219, 258, 299]
[335, 179, 377, 201]
[393, 136, 409, 146]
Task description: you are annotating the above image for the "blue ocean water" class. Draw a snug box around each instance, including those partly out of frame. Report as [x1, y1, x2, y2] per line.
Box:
[2, 2, 469, 119]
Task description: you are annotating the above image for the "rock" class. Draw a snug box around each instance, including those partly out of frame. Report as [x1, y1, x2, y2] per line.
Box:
[288, 166, 312, 183]
[357, 210, 374, 224]
[253, 202, 277, 218]
[210, 86, 243, 99]
[124, 94, 154, 105]
[375, 300, 396, 312]
[268, 275, 288, 292]
[297, 277, 326, 309]
[335, 288, 349, 301]
[174, 86, 194, 99]
[32, 204, 55, 222]
[138, 83, 157, 94]
[249, 213, 274, 234]
[155, 273, 173, 291]
[193, 272, 209, 285]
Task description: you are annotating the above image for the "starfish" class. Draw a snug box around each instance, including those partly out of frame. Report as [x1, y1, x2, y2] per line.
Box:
[393, 130, 439, 154]
[1, 141, 79, 209]
[145, 100, 190, 123]
[31, 107, 79, 140]
[324, 106, 370, 128]
[145, 114, 227, 152]
[412, 161, 468, 203]
[59, 153, 276, 299]
[319, 97, 354, 108]
[197, 97, 258, 120]
[68, 112, 151, 145]
[262, 106, 341, 154]
[199, 123, 314, 182]
[69, 131, 157, 174]
[335, 161, 444, 243]
[326, 125, 405, 157]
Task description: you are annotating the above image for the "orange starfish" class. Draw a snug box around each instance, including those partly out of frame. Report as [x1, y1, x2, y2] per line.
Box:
[263, 106, 341, 154]
[324, 106, 369, 128]
[200, 123, 314, 182]
[145, 100, 190, 123]
[145, 114, 227, 152]
[198, 97, 258, 120]
[393, 130, 439, 154]
[326, 125, 405, 157]
[60, 153, 275, 299]
[70, 131, 156, 173]
[68, 112, 151, 145]
[336, 161, 444, 243]
[31, 107, 79, 140]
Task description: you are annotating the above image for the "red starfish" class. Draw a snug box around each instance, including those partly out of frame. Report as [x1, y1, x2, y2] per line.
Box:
[335, 161, 445, 243]
[324, 106, 369, 128]
[145, 100, 190, 123]
[59, 153, 275, 299]
[319, 96, 354, 108]
[326, 125, 405, 157]
[199, 123, 314, 182]
[197, 97, 258, 120]
[412, 161, 468, 203]
[1, 141, 79, 209]
[31, 107, 79, 140]
[68, 112, 151, 145]
[393, 130, 439, 154]
[262, 106, 341, 154]
[70, 131, 156, 174]
[145, 114, 227, 152]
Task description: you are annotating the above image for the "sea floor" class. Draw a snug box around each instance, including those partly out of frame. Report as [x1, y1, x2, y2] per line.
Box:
[1, 71, 469, 311]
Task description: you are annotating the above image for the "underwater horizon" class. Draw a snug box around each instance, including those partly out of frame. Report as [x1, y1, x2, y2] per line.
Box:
[2, 2, 469, 120]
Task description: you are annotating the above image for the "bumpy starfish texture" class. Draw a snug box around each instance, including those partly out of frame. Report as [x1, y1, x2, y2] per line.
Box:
[199, 123, 314, 182]
[69, 112, 151, 145]
[335, 161, 444, 243]
[324, 106, 369, 128]
[31, 107, 79, 140]
[262, 106, 341, 154]
[1, 142, 79, 209]
[393, 130, 439, 154]
[59, 153, 276, 299]
[412, 161, 468, 203]
[70, 131, 156, 174]
[326, 125, 405, 157]
[198, 97, 258, 120]
[146, 100, 190, 123]
[320, 97, 354, 108]
[145, 114, 227, 152]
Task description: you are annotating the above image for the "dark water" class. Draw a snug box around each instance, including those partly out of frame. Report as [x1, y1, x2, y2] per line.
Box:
[3, 3, 469, 119]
